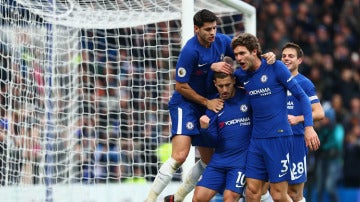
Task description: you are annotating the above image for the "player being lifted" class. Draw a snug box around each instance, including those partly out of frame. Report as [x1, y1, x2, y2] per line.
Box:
[192, 72, 251, 202]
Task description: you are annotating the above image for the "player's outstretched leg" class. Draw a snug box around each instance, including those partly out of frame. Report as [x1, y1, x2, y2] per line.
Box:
[145, 158, 180, 202]
[164, 159, 207, 202]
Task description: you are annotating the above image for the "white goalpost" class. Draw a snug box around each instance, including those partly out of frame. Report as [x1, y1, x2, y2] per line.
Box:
[0, 0, 255, 201]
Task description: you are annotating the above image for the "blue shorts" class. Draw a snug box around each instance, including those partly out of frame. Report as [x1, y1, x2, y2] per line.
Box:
[169, 101, 215, 147]
[246, 136, 293, 183]
[197, 166, 246, 195]
[289, 134, 307, 185]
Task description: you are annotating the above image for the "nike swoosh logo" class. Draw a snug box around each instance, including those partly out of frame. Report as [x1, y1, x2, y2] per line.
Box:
[291, 174, 302, 180]
[198, 63, 207, 67]
[278, 172, 287, 178]
[218, 111, 224, 116]
[244, 81, 250, 85]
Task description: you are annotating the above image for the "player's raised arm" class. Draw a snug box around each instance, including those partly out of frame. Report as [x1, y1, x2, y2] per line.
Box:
[261, 52, 276, 64]
[175, 82, 224, 113]
[210, 61, 233, 74]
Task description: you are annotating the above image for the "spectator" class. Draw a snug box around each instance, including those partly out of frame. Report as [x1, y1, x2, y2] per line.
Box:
[315, 101, 345, 202]
[343, 96, 360, 187]
[343, 121, 360, 187]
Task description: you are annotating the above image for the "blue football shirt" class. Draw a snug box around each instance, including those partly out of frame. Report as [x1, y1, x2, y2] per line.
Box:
[170, 33, 234, 105]
[235, 59, 313, 139]
[201, 88, 251, 168]
[287, 73, 320, 136]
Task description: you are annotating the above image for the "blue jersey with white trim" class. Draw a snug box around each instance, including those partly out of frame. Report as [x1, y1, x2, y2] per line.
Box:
[287, 73, 320, 136]
[170, 33, 234, 106]
[235, 59, 313, 139]
[202, 88, 251, 168]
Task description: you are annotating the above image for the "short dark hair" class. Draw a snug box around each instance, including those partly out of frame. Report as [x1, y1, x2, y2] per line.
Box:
[213, 72, 232, 80]
[231, 33, 262, 58]
[193, 9, 218, 27]
[281, 42, 304, 58]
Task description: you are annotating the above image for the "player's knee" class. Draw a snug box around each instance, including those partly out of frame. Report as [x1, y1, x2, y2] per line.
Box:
[171, 152, 188, 164]
[223, 193, 240, 202]
[245, 185, 261, 199]
[192, 193, 206, 202]
[288, 187, 301, 201]
[198, 147, 214, 164]
[288, 184, 304, 201]
[269, 189, 287, 202]
[192, 195, 199, 202]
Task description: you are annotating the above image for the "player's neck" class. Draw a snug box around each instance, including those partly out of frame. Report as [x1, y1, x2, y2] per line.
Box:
[197, 36, 211, 48]
[291, 70, 299, 76]
[253, 58, 262, 71]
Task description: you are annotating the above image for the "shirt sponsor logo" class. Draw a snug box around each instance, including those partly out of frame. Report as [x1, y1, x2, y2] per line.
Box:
[287, 90, 292, 96]
[287, 101, 294, 109]
[224, 117, 251, 127]
[218, 117, 251, 129]
[248, 87, 271, 96]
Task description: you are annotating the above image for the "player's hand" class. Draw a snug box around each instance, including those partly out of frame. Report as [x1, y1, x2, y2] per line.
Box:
[304, 126, 320, 151]
[261, 52, 276, 64]
[210, 61, 233, 74]
[199, 115, 210, 129]
[206, 98, 224, 113]
[288, 114, 301, 125]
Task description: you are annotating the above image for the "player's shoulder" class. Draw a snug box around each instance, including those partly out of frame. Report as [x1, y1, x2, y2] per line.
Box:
[183, 36, 199, 47]
[266, 60, 289, 73]
[273, 60, 287, 67]
[235, 88, 250, 103]
[295, 73, 312, 83]
[235, 87, 247, 96]
[234, 67, 246, 76]
[295, 73, 315, 87]
[181, 37, 200, 54]
[215, 33, 232, 42]
[261, 59, 282, 68]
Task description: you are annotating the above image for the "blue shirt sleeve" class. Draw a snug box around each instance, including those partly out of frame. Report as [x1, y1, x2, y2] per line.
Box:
[175, 42, 197, 83]
[274, 61, 313, 127]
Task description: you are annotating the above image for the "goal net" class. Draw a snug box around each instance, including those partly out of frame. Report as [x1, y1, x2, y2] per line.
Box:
[0, 0, 255, 201]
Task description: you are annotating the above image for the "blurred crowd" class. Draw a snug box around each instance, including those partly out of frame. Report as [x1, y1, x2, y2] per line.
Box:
[250, 0, 360, 201]
[0, 1, 359, 201]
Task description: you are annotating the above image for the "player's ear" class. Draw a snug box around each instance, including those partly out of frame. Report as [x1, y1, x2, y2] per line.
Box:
[252, 49, 258, 56]
[194, 25, 200, 33]
[298, 57, 303, 64]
